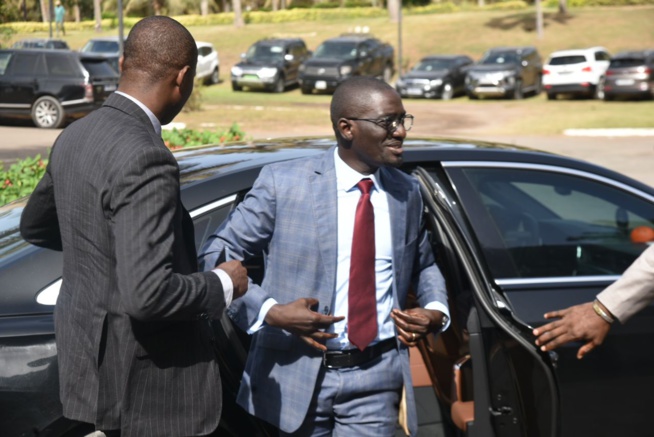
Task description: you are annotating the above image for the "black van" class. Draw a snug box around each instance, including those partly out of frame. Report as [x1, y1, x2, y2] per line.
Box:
[0, 49, 118, 129]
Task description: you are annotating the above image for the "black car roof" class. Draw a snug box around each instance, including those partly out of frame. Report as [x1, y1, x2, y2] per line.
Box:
[255, 38, 304, 46]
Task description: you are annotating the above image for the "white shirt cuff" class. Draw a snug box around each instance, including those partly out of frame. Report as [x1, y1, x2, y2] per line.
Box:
[212, 268, 234, 308]
[247, 297, 278, 334]
[425, 301, 451, 331]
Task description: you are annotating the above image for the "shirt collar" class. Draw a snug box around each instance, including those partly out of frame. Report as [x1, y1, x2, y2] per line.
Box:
[115, 91, 162, 136]
[333, 147, 382, 193]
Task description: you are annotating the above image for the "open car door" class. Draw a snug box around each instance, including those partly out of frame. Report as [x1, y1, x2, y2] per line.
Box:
[412, 167, 561, 437]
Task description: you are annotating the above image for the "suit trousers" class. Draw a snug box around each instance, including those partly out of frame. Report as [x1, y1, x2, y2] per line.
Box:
[279, 347, 403, 437]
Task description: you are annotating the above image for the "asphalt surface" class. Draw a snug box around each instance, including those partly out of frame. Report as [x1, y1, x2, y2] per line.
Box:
[2, 122, 653, 187]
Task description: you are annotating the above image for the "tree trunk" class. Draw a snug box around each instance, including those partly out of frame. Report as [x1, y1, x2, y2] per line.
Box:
[222, 0, 231, 12]
[232, 0, 244, 27]
[558, 0, 568, 14]
[152, 0, 163, 15]
[387, 0, 399, 23]
[40, 0, 49, 23]
[201, 0, 209, 15]
[74, 1, 81, 23]
[94, 0, 102, 31]
[271, 0, 279, 11]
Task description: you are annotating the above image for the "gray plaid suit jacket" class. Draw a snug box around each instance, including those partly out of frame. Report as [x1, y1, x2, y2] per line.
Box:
[20, 93, 225, 436]
[199, 147, 448, 436]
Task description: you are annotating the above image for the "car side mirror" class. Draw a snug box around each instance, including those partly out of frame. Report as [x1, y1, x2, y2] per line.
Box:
[284, 54, 294, 62]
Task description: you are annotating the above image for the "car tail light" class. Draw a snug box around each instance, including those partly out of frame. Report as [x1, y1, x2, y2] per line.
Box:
[638, 66, 652, 74]
[581, 66, 592, 72]
[85, 83, 94, 100]
[606, 70, 615, 76]
[543, 68, 550, 75]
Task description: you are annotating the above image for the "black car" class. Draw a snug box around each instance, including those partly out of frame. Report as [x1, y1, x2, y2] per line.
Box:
[230, 38, 311, 93]
[0, 49, 118, 129]
[298, 34, 394, 94]
[395, 55, 473, 100]
[603, 49, 654, 101]
[11, 38, 70, 50]
[2, 138, 654, 436]
[465, 47, 543, 99]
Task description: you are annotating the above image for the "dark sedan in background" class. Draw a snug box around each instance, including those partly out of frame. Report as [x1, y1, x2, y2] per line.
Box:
[395, 55, 473, 100]
[2, 138, 654, 436]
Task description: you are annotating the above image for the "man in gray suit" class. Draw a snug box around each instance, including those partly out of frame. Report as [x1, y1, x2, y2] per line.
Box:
[199, 76, 450, 437]
[20, 16, 247, 436]
[534, 244, 654, 359]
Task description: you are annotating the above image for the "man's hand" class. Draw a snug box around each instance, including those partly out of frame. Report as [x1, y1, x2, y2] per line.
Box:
[533, 301, 612, 359]
[264, 298, 345, 351]
[216, 260, 248, 299]
[391, 308, 445, 347]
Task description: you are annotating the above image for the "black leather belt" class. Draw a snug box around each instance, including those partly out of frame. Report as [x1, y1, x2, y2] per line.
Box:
[322, 338, 397, 369]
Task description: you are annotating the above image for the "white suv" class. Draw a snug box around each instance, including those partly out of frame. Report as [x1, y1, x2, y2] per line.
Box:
[196, 41, 220, 85]
[542, 47, 611, 100]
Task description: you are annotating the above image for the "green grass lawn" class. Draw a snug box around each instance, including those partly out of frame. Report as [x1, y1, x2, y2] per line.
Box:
[7, 5, 654, 136]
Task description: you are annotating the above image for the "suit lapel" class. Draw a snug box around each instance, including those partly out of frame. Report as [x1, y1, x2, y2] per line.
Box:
[310, 148, 338, 305]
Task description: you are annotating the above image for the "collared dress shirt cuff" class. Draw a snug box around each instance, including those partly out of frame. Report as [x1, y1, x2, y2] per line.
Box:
[247, 297, 279, 334]
[212, 268, 234, 307]
[425, 301, 451, 331]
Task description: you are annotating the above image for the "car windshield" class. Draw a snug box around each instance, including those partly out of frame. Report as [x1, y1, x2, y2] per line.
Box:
[246, 44, 284, 61]
[609, 58, 646, 68]
[314, 42, 358, 60]
[81, 58, 117, 77]
[548, 55, 587, 65]
[82, 40, 119, 54]
[413, 59, 456, 72]
[0, 52, 11, 75]
[481, 52, 519, 65]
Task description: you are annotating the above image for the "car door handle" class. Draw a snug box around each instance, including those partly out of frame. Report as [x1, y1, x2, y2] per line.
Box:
[490, 406, 513, 416]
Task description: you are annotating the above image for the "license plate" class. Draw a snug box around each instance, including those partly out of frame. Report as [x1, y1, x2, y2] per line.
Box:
[243, 75, 259, 81]
[407, 88, 423, 96]
[616, 79, 635, 86]
[315, 80, 327, 90]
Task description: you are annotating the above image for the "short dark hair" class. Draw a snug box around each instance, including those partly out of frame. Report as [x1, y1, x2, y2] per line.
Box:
[123, 16, 198, 83]
[330, 76, 396, 127]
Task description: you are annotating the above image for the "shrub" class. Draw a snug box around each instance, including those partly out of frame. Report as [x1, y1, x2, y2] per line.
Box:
[0, 155, 47, 206]
[162, 124, 246, 150]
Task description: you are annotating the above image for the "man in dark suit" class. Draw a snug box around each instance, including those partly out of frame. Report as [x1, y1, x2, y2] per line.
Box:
[19, 16, 247, 436]
[200, 76, 450, 437]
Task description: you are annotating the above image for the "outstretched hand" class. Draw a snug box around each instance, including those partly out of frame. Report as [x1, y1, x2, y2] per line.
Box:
[264, 298, 345, 351]
[391, 308, 445, 347]
[533, 301, 612, 359]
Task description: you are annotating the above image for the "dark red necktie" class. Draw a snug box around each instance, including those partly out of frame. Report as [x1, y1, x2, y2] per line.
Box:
[348, 178, 378, 351]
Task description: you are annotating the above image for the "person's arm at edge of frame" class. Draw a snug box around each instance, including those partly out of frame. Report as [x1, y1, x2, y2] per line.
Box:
[533, 244, 654, 359]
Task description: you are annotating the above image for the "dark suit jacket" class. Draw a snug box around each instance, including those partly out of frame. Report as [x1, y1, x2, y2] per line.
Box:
[20, 93, 225, 436]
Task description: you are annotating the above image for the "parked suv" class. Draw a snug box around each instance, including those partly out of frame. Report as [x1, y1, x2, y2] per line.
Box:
[603, 50, 654, 101]
[298, 34, 394, 94]
[0, 49, 118, 128]
[395, 54, 473, 100]
[196, 41, 220, 85]
[465, 47, 542, 99]
[231, 38, 310, 93]
[542, 47, 611, 100]
[12, 38, 69, 50]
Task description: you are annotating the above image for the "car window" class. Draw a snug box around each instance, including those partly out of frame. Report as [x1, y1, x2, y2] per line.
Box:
[247, 44, 284, 60]
[548, 55, 587, 65]
[415, 58, 456, 71]
[314, 42, 357, 60]
[595, 51, 611, 61]
[199, 46, 212, 57]
[45, 54, 82, 77]
[0, 52, 12, 75]
[81, 58, 116, 77]
[481, 51, 519, 65]
[609, 57, 645, 68]
[190, 196, 238, 252]
[8, 53, 39, 76]
[450, 166, 654, 279]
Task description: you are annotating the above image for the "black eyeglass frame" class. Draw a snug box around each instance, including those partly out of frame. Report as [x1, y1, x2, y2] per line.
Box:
[346, 114, 414, 135]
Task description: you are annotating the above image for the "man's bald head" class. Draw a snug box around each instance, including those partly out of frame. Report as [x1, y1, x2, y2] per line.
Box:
[122, 16, 197, 84]
[330, 76, 398, 126]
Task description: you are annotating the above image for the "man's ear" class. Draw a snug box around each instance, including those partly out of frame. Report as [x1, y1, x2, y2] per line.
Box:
[118, 56, 124, 74]
[175, 65, 192, 88]
[337, 118, 354, 141]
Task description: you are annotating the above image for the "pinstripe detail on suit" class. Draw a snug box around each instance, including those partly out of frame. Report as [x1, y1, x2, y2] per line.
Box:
[21, 93, 225, 436]
[199, 147, 448, 436]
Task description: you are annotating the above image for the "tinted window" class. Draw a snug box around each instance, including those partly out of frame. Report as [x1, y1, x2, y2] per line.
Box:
[247, 44, 284, 60]
[192, 201, 235, 252]
[0, 52, 11, 75]
[414, 58, 457, 71]
[609, 57, 645, 68]
[81, 59, 116, 77]
[314, 42, 357, 60]
[548, 55, 587, 65]
[452, 167, 654, 279]
[45, 54, 82, 77]
[9, 53, 39, 76]
[199, 46, 212, 57]
[595, 51, 611, 61]
[481, 51, 519, 65]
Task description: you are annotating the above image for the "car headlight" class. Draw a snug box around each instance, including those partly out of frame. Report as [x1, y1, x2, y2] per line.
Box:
[259, 67, 278, 78]
[340, 65, 353, 76]
[231, 66, 243, 76]
[396, 78, 405, 87]
[430, 79, 443, 87]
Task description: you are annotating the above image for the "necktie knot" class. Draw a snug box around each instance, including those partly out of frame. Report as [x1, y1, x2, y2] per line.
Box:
[357, 178, 374, 195]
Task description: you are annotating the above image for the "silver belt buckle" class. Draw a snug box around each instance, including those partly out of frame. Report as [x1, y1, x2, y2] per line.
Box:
[322, 349, 344, 369]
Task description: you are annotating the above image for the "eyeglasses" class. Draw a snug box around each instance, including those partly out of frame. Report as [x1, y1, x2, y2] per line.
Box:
[347, 114, 414, 135]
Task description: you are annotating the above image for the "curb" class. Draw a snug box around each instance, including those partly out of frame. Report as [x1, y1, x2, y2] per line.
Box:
[564, 128, 654, 137]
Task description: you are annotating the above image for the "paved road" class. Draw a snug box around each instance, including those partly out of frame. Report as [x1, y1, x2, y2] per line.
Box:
[2, 124, 653, 187]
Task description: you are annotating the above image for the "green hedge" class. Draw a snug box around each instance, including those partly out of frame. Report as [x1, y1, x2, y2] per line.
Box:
[0, 125, 247, 206]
